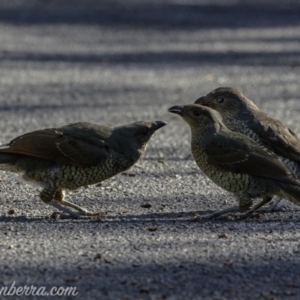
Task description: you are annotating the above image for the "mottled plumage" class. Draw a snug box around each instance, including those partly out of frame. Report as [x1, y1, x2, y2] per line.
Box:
[194, 87, 300, 176]
[0, 120, 166, 216]
[168, 104, 300, 218]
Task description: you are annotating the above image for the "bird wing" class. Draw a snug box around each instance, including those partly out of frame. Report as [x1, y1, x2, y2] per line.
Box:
[206, 131, 298, 184]
[0, 125, 114, 167]
[55, 134, 111, 166]
[254, 112, 300, 162]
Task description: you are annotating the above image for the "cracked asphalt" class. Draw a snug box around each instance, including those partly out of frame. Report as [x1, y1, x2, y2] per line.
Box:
[0, 0, 300, 299]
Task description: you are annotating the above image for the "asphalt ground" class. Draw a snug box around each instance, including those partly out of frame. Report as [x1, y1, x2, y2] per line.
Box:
[0, 0, 300, 299]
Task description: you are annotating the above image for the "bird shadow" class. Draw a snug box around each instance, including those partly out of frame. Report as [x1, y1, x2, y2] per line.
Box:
[1, 207, 298, 225]
[97, 209, 300, 224]
[0, 215, 47, 223]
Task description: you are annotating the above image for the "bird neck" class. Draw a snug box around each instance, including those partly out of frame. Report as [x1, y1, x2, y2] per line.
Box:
[122, 143, 144, 164]
[190, 126, 217, 147]
[225, 101, 258, 127]
[242, 98, 260, 117]
[240, 102, 261, 128]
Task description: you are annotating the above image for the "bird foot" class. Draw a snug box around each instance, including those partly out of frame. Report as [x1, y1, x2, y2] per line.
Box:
[263, 196, 285, 212]
[201, 206, 241, 220]
[47, 200, 108, 219]
[47, 201, 82, 218]
[234, 211, 263, 220]
[260, 203, 287, 213]
[201, 207, 265, 220]
[200, 200, 282, 221]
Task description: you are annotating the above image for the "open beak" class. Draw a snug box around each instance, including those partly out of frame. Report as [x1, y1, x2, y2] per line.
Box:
[168, 105, 183, 115]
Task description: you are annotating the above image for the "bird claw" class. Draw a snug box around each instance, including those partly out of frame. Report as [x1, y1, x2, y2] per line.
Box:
[47, 201, 109, 219]
[201, 206, 241, 220]
[201, 209, 264, 221]
[259, 204, 287, 213]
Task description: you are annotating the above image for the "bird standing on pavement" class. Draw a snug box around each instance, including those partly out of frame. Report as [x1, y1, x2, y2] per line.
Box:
[195, 87, 300, 210]
[168, 104, 300, 218]
[0, 120, 166, 217]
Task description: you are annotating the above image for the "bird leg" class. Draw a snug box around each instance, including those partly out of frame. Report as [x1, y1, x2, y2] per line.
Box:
[40, 187, 81, 217]
[53, 189, 104, 216]
[203, 206, 241, 219]
[237, 196, 274, 219]
[206, 196, 276, 220]
[203, 194, 252, 219]
[40, 187, 103, 217]
[262, 196, 286, 212]
[46, 201, 81, 217]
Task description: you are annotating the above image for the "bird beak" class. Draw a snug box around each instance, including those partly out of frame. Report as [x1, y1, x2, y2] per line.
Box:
[194, 96, 207, 105]
[154, 120, 167, 130]
[168, 105, 183, 115]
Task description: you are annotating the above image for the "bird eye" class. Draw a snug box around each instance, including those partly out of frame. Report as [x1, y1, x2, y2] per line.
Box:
[193, 110, 202, 117]
[216, 97, 225, 103]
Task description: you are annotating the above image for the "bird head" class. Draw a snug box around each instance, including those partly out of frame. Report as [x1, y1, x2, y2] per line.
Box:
[194, 87, 257, 120]
[131, 120, 167, 144]
[116, 120, 167, 155]
[168, 104, 224, 134]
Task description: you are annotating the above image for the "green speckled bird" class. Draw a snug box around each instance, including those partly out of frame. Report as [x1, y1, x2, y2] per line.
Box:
[195, 87, 300, 210]
[194, 87, 300, 177]
[0, 120, 166, 217]
[168, 104, 300, 218]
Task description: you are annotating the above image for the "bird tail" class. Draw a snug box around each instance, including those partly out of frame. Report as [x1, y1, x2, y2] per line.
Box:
[280, 183, 300, 206]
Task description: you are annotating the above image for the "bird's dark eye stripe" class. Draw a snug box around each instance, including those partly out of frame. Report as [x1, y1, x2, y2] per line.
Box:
[193, 110, 202, 116]
[216, 97, 225, 103]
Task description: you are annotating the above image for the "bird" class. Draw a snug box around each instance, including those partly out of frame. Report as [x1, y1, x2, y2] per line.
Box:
[194, 87, 300, 210]
[0, 120, 167, 217]
[168, 104, 300, 218]
[194, 87, 300, 177]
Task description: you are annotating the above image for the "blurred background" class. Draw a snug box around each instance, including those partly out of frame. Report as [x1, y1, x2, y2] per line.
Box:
[0, 0, 299, 135]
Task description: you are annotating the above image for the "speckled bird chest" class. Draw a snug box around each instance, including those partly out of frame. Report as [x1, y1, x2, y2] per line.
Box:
[23, 155, 133, 190]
